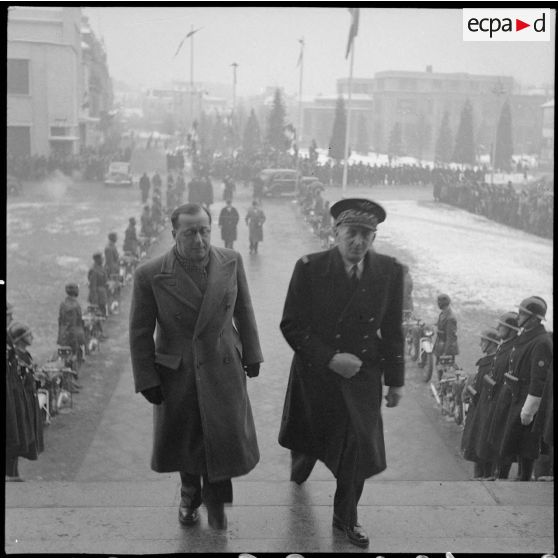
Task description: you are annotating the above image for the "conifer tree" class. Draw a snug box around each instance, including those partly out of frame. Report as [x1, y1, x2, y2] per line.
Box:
[434, 110, 452, 164]
[452, 99, 475, 166]
[242, 109, 261, 155]
[266, 88, 287, 151]
[494, 99, 513, 172]
[328, 96, 347, 161]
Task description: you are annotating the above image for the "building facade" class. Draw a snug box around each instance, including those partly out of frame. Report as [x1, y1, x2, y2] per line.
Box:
[540, 99, 554, 169]
[7, 6, 83, 157]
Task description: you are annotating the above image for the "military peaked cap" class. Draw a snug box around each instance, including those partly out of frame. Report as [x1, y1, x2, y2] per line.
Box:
[330, 198, 386, 230]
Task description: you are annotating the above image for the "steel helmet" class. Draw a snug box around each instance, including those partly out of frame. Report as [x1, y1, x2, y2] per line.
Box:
[480, 327, 500, 344]
[108, 232, 117, 242]
[496, 311, 520, 331]
[65, 282, 79, 297]
[92, 251, 103, 261]
[518, 296, 547, 321]
[8, 321, 32, 345]
[437, 293, 451, 306]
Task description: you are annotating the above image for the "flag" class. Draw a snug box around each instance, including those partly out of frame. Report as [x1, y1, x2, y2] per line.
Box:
[173, 27, 202, 58]
[345, 8, 360, 59]
[296, 37, 304, 67]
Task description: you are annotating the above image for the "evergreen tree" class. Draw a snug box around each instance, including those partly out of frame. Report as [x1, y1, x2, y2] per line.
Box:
[413, 112, 431, 161]
[452, 99, 475, 166]
[266, 88, 287, 151]
[356, 114, 370, 155]
[328, 96, 348, 161]
[434, 110, 453, 164]
[494, 99, 513, 172]
[242, 108, 261, 155]
[387, 122, 403, 160]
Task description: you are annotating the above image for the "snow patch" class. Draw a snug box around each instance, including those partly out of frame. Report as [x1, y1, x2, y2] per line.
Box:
[56, 256, 82, 268]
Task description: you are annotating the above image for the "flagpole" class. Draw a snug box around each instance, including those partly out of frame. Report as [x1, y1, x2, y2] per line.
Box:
[190, 24, 194, 128]
[295, 38, 305, 196]
[341, 38, 355, 196]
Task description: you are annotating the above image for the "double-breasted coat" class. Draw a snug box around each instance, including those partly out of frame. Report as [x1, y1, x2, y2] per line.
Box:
[278, 248, 405, 480]
[461, 352, 496, 462]
[488, 324, 552, 460]
[129, 246, 263, 482]
[434, 306, 459, 357]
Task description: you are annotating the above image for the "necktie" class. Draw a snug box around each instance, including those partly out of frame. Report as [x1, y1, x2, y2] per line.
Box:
[350, 264, 359, 289]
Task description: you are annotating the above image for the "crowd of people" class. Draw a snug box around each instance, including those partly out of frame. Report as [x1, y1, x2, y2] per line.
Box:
[6, 145, 133, 183]
[434, 172, 554, 239]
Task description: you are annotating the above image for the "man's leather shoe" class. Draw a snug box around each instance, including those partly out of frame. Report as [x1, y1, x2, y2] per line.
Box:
[178, 501, 199, 526]
[332, 515, 369, 548]
[206, 502, 227, 530]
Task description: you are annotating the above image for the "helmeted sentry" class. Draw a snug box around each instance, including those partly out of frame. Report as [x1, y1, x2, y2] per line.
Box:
[65, 282, 79, 297]
[8, 321, 32, 345]
[518, 296, 547, 321]
[496, 311, 520, 331]
[480, 327, 500, 344]
[437, 293, 451, 306]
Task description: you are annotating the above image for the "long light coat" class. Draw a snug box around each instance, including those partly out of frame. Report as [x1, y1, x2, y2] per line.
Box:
[129, 246, 263, 481]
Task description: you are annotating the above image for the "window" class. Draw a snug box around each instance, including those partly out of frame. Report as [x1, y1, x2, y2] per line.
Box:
[7, 59, 29, 94]
[51, 127, 68, 137]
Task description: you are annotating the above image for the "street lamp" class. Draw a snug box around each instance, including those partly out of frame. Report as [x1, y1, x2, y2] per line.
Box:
[490, 79, 506, 185]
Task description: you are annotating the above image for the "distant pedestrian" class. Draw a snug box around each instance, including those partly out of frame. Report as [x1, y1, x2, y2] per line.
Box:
[139, 172, 151, 203]
[57, 282, 86, 368]
[218, 200, 240, 249]
[104, 232, 120, 277]
[123, 217, 139, 256]
[245, 200, 266, 254]
[152, 171, 162, 190]
[223, 176, 236, 202]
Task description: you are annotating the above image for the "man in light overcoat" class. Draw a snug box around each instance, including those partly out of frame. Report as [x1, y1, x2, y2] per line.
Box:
[129, 203, 263, 530]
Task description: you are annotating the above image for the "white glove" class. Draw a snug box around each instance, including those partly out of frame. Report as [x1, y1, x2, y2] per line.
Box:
[520, 394, 542, 425]
[328, 353, 363, 379]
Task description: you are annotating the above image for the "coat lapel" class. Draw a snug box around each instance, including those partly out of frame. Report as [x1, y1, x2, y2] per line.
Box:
[194, 248, 236, 335]
[153, 250, 203, 313]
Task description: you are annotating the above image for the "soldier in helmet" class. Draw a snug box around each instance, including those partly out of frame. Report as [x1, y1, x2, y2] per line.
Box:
[483, 312, 521, 479]
[433, 293, 459, 370]
[490, 296, 552, 481]
[461, 327, 500, 479]
[57, 283, 86, 370]
[88, 252, 108, 321]
[123, 217, 139, 257]
[5, 322, 44, 481]
[104, 232, 120, 277]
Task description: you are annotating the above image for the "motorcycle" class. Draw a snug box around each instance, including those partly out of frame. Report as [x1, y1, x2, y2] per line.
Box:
[138, 235, 151, 260]
[430, 355, 467, 424]
[83, 304, 105, 354]
[119, 252, 138, 284]
[36, 356, 78, 424]
[416, 321, 435, 381]
[402, 312, 421, 361]
[107, 273, 121, 315]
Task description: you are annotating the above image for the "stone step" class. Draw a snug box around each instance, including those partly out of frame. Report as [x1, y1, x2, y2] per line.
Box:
[5, 480, 554, 554]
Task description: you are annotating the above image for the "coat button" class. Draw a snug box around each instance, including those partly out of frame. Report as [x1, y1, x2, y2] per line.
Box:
[368, 317, 374, 322]
[335, 334, 341, 339]
[361, 349, 368, 353]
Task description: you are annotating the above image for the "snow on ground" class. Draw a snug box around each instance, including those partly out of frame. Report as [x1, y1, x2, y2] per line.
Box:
[379, 199, 553, 330]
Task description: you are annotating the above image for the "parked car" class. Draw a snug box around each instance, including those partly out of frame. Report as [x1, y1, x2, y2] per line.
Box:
[104, 162, 133, 187]
[260, 169, 319, 197]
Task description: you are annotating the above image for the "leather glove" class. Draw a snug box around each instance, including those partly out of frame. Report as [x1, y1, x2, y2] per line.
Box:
[328, 352, 363, 379]
[520, 394, 541, 425]
[244, 363, 260, 378]
[141, 385, 164, 405]
[385, 386, 403, 408]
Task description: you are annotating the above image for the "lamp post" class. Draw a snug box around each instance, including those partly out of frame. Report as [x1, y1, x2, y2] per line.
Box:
[490, 80, 506, 185]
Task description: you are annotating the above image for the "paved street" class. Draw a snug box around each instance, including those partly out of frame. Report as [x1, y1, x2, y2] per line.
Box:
[6, 155, 554, 553]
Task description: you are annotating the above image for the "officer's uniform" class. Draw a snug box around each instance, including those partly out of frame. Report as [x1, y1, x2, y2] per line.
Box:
[279, 198, 404, 544]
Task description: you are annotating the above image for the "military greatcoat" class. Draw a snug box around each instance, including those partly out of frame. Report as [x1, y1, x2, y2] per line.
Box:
[433, 306, 459, 357]
[129, 246, 263, 482]
[489, 324, 552, 460]
[57, 296, 85, 354]
[278, 248, 404, 480]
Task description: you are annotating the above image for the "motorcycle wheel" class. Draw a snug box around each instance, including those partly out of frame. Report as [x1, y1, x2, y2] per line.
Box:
[422, 353, 434, 382]
[409, 336, 419, 361]
[454, 399, 464, 425]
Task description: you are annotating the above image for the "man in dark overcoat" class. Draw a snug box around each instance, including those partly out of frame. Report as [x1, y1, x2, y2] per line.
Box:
[129, 203, 263, 530]
[57, 282, 85, 362]
[218, 199, 240, 249]
[489, 296, 552, 481]
[139, 172, 151, 203]
[278, 198, 405, 548]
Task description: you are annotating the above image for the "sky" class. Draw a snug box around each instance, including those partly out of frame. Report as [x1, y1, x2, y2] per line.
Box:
[84, 7, 555, 97]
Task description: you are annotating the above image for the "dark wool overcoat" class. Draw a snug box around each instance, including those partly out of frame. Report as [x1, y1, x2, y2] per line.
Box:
[5, 346, 44, 459]
[218, 206, 240, 243]
[474, 336, 516, 461]
[57, 296, 85, 353]
[433, 306, 459, 357]
[278, 248, 404, 480]
[129, 246, 263, 482]
[246, 208, 266, 243]
[488, 324, 552, 460]
[461, 352, 496, 462]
